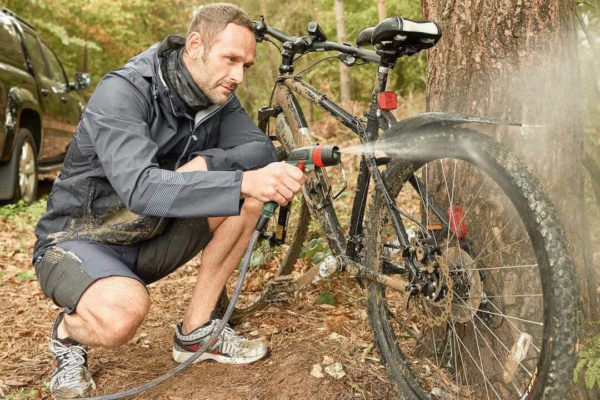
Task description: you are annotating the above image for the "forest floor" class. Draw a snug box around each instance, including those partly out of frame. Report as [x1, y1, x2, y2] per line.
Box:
[0, 163, 399, 400]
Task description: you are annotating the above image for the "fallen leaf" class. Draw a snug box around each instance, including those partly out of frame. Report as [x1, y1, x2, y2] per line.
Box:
[310, 364, 324, 379]
[324, 362, 345, 379]
[322, 355, 335, 365]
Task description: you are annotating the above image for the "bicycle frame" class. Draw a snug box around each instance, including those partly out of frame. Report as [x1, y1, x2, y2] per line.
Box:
[257, 67, 425, 281]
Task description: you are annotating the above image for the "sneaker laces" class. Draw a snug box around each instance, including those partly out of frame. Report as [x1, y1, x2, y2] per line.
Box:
[49, 339, 89, 389]
[211, 320, 244, 343]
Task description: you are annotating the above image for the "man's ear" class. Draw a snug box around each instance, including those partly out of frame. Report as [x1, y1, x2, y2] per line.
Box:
[186, 32, 204, 60]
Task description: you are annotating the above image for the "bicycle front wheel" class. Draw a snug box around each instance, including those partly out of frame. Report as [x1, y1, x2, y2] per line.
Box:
[365, 128, 577, 399]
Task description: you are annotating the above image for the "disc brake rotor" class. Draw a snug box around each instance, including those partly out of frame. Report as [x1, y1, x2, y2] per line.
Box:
[445, 247, 482, 323]
[416, 254, 454, 327]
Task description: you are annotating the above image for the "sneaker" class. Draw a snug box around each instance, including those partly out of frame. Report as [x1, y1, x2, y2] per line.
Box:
[173, 319, 268, 364]
[49, 313, 96, 398]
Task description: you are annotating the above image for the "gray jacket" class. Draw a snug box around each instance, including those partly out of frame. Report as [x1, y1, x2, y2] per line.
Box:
[34, 36, 277, 261]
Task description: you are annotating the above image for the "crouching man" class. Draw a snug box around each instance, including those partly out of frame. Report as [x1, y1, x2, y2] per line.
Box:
[33, 3, 306, 397]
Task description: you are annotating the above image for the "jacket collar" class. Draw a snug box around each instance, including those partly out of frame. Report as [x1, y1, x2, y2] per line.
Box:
[124, 35, 234, 122]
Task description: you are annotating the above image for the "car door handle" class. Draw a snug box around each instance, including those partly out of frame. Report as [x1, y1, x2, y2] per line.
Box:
[41, 88, 49, 96]
[60, 96, 68, 103]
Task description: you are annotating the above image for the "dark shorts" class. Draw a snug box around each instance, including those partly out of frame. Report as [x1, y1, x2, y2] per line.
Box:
[34, 217, 212, 313]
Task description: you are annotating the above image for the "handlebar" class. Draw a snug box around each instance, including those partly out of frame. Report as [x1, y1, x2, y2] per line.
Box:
[253, 18, 380, 65]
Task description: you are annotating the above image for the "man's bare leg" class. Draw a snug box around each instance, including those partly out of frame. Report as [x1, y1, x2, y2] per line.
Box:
[56, 277, 150, 347]
[181, 198, 261, 333]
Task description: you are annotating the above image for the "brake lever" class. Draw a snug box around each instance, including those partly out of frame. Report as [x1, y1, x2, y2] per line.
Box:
[253, 16, 267, 42]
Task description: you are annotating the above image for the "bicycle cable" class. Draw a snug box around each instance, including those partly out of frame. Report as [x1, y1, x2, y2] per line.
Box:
[294, 55, 341, 76]
[57, 229, 263, 400]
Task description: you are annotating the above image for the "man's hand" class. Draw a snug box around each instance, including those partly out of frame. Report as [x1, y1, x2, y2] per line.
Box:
[177, 155, 207, 172]
[241, 162, 308, 205]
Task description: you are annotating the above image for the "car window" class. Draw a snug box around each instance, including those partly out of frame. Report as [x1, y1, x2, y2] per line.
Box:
[40, 41, 67, 88]
[22, 30, 48, 77]
[0, 16, 26, 67]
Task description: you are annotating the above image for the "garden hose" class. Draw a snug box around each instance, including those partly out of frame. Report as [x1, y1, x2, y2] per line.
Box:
[60, 228, 263, 400]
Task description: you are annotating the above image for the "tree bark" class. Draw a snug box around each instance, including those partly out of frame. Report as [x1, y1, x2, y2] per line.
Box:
[334, 0, 352, 104]
[421, 0, 592, 396]
[377, 0, 386, 22]
[258, 0, 278, 78]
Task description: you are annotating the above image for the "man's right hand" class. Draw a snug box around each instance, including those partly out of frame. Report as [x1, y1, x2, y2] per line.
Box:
[241, 162, 308, 205]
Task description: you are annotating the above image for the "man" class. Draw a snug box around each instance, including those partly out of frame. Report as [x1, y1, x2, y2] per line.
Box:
[33, 3, 306, 398]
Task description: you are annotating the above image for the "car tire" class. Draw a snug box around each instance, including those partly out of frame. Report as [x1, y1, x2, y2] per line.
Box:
[11, 128, 38, 204]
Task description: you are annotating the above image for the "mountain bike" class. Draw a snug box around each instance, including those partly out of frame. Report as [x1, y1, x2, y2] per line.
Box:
[229, 16, 577, 399]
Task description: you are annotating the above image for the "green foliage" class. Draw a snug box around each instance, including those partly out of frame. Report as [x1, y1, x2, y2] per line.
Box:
[0, 0, 190, 89]
[574, 328, 600, 389]
[4, 388, 38, 399]
[317, 289, 336, 305]
[14, 270, 37, 282]
[0, 0, 424, 115]
[0, 197, 47, 224]
[299, 237, 330, 263]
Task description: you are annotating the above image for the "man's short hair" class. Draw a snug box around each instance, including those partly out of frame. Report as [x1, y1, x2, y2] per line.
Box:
[187, 3, 254, 58]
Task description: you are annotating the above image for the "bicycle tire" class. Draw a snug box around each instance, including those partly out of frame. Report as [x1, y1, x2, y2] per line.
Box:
[365, 127, 577, 399]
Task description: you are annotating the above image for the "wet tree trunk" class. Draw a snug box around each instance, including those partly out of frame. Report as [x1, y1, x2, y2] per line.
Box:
[421, 0, 593, 397]
[334, 0, 352, 103]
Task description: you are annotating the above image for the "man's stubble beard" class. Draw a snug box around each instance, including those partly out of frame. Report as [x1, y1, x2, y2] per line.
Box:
[194, 68, 236, 105]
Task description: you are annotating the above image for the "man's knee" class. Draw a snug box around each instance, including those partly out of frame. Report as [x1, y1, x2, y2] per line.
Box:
[241, 198, 262, 219]
[74, 277, 150, 348]
[96, 308, 147, 348]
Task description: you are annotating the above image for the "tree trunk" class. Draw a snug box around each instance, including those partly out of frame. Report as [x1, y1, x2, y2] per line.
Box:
[421, 0, 592, 396]
[377, 0, 386, 21]
[334, 0, 351, 104]
[258, 0, 278, 78]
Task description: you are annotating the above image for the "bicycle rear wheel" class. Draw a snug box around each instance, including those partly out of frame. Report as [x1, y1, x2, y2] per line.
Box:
[365, 128, 577, 399]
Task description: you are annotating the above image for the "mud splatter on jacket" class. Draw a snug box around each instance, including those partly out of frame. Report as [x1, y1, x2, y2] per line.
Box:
[33, 36, 277, 261]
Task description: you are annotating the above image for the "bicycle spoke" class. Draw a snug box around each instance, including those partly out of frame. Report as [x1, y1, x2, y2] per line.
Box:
[450, 325, 503, 399]
[452, 303, 543, 326]
[474, 263, 537, 271]
[451, 287, 536, 380]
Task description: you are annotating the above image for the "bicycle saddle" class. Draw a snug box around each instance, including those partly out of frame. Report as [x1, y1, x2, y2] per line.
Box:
[356, 17, 441, 54]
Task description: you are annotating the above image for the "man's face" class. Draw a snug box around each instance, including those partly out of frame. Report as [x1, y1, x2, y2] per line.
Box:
[183, 23, 256, 105]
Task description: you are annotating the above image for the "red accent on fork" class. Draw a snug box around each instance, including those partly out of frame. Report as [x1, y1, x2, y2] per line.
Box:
[448, 205, 467, 239]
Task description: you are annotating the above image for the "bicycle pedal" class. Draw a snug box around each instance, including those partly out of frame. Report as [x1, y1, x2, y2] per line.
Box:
[262, 275, 296, 303]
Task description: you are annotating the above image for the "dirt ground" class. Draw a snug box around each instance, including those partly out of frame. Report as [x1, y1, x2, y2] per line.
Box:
[0, 180, 398, 400]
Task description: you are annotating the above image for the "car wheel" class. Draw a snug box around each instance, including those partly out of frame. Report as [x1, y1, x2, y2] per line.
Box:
[12, 128, 38, 204]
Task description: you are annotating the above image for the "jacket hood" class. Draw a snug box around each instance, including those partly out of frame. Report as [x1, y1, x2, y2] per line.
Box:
[124, 35, 185, 78]
[122, 35, 194, 118]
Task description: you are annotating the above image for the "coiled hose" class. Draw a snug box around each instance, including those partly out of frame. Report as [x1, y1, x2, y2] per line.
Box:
[60, 229, 263, 400]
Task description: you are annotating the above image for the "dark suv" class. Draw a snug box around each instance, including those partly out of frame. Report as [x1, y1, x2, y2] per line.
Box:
[0, 8, 90, 204]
